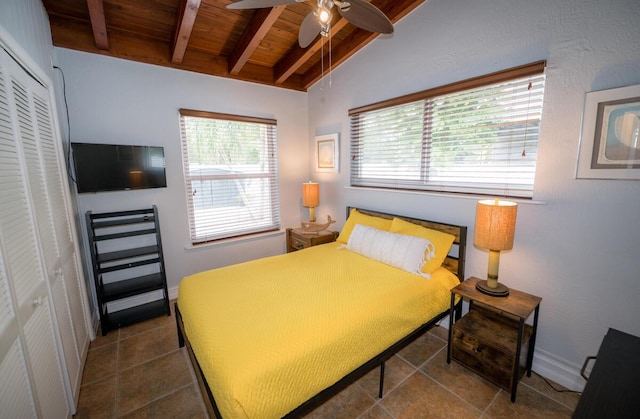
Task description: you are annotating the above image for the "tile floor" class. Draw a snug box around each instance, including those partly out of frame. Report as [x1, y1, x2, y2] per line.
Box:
[74, 304, 580, 418]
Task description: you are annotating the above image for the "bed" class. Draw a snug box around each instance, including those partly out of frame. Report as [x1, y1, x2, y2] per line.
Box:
[175, 208, 467, 418]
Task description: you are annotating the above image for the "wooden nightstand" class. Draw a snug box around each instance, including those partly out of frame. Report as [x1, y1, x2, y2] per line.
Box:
[447, 276, 541, 402]
[286, 228, 338, 253]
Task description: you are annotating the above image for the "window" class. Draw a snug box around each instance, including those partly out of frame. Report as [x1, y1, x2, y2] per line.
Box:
[179, 109, 280, 243]
[350, 62, 546, 198]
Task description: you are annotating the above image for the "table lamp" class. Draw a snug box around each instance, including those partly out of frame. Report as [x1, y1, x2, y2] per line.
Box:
[473, 199, 518, 297]
[302, 182, 319, 222]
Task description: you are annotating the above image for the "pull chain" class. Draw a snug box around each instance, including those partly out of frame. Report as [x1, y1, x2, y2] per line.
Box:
[328, 26, 332, 88]
[522, 82, 532, 157]
[321, 34, 325, 89]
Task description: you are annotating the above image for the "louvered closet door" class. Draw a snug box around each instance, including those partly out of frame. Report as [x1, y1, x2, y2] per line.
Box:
[0, 48, 69, 418]
[0, 247, 37, 418]
[14, 58, 90, 404]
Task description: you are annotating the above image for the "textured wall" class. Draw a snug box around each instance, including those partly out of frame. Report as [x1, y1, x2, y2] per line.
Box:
[0, 0, 53, 79]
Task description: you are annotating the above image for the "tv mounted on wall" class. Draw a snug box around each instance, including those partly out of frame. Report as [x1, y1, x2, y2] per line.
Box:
[71, 142, 167, 193]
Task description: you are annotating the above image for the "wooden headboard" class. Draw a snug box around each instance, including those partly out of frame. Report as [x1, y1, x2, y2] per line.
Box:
[347, 207, 467, 281]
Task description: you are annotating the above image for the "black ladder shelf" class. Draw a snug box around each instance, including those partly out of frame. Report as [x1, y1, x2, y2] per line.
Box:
[86, 205, 170, 335]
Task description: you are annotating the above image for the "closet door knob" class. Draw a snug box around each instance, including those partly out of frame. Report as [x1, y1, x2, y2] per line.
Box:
[32, 296, 44, 307]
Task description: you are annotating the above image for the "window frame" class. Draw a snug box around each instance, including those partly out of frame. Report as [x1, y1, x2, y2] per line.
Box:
[179, 109, 280, 244]
[349, 61, 546, 198]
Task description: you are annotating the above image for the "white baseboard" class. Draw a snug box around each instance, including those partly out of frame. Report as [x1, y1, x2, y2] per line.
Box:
[169, 285, 179, 301]
[532, 348, 587, 392]
[91, 310, 99, 335]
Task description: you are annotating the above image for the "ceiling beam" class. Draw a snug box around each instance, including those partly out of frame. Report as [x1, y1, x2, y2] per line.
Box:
[171, 0, 202, 64]
[274, 16, 349, 85]
[86, 0, 109, 50]
[383, 0, 426, 24]
[229, 6, 286, 75]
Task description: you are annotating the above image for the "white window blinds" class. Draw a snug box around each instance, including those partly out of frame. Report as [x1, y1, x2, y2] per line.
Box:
[179, 109, 280, 243]
[350, 62, 546, 198]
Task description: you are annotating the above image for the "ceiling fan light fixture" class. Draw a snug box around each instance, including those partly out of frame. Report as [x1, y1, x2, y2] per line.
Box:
[317, 6, 332, 24]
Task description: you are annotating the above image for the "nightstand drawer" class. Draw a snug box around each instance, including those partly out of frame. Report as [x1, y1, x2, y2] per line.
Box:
[290, 236, 308, 251]
[286, 228, 338, 253]
[452, 327, 515, 389]
[452, 306, 531, 391]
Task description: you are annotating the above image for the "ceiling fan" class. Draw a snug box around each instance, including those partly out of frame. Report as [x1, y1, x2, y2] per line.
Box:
[227, 0, 394, 48]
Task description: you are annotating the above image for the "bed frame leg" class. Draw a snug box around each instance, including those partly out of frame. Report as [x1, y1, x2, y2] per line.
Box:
[454, 300, 463, 321]
[175, 302, 185, 348]
[378, 361, 385, 398]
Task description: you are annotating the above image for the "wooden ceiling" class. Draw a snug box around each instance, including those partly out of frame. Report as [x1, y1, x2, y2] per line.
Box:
[42, 0, 425, 91]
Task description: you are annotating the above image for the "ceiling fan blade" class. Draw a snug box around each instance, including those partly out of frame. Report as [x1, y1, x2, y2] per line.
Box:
[336, 0, 394, 34]
[298, 11, 321, 48]
[227, 0, 298, 9]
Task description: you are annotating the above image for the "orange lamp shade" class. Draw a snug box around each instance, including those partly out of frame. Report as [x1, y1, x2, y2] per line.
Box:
[473, 199, 517, 251]
[302, 182, 319, 207]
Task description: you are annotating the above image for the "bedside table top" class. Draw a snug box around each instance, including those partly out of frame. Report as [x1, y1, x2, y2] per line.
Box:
[452, 276, 542, 320]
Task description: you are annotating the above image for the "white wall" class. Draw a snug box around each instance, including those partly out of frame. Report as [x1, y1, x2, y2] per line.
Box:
[53, 50, 309, 306]
[307, 0, 640, 390]
[0, 0, 53, 80]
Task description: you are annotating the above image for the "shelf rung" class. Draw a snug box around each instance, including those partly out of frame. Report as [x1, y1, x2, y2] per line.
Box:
[102, 273, 165, 302]
[94, 228, 157, 241]
[91, 215, 155, 228]
[97, 245, 159, 263]
[98, 257, 160, 273]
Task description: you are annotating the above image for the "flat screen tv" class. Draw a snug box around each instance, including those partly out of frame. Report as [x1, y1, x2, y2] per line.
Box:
[71, 142, 167, 193]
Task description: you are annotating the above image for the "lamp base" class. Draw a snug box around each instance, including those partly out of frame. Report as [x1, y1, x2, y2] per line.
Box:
[475, 280, 510, 297]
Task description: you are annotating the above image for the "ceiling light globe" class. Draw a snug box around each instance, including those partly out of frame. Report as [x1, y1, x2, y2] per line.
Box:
[318, 8, 331, 23]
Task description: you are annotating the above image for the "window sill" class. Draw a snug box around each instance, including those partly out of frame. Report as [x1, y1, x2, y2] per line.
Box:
[184, 229, 285, 252]
[344, 186, 547, 205]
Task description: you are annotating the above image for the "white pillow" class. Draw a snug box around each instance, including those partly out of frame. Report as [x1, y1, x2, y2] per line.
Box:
[344, 224, 435, 279]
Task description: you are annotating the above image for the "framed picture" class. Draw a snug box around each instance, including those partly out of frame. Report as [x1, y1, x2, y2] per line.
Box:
[577, 84, 640, 180]
[315, 133, 339, 173]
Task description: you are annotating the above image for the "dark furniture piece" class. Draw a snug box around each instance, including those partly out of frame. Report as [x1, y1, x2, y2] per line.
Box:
[448, 276, 541, 402]
[573, 328, 640, 418]
[285, 227, 338, 252]
[86, 206, 170, 335]
[176, 207, 467, 418]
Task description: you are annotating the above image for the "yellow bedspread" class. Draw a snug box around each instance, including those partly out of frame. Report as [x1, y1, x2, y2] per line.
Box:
[178, 242, 459, 419]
